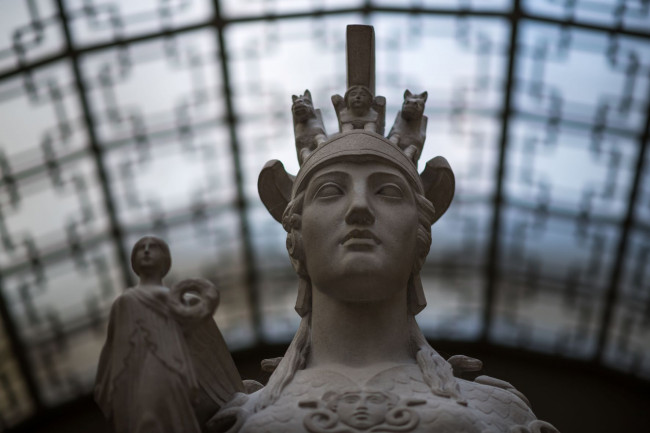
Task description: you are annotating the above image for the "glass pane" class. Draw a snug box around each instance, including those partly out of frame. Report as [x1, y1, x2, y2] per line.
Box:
[506, 117, 638, 219]
[523, 0, 650, 32]
[103, 124, 235, 228]
[0, 61, 87, 168]
[79, 28, 224, 145]
[427, 202, 492, 268]
[3, 241, 124, 404]
[221, 0, 364, 18]
[492, 273, 605, 357]
[0, 0, 65, 72]
[373, 0, 512, 10]
[418, 271, 484, 340]
[29, 326, 107, 405]
[0, 156, 111, 271]
[64, 0, 213, 47]
[492, 205, 619, 356]
[3, 242, 123, 345]
[515, 21, 650, 132]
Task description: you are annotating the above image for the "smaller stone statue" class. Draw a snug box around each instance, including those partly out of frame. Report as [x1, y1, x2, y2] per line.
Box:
[292, 90, 327, 164]
[331, 85, 386, 134]
[388, 90, 428, 163]
[94, 236, 243, 433]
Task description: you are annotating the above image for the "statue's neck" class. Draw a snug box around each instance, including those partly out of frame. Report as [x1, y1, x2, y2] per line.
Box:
[138, 276, 164, 286]
[307, 287, 412, 370]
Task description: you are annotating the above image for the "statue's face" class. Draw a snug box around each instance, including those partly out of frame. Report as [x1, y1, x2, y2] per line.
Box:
[292, 95, 314, 122]
[336, 391, 391, 430]
[348, 88, 371, 111]
[132, 237, 167, 277]
[301, 160, 418, 302]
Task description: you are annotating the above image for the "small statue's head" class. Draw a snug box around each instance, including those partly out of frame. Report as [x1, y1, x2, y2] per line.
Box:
[344, 85, 373, 112]
[401, 90, 428, 121]
[291, 90, 316, 122]
[131, 236, 172, 279]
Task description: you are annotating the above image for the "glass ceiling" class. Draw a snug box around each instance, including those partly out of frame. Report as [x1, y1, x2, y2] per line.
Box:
[0, 0, 649, 429]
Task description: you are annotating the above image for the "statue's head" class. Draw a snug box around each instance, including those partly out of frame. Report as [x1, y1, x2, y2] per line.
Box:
[401, 89, 428, 120]
[344, 85, 373, 113]
[259, 130, 454, 316]
[281, 132, 436, 310]
[131, 235, 172, 279]
[291, 89, 316, 123]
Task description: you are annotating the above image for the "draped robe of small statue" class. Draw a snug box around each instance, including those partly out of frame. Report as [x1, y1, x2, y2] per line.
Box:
[94, 285, 202, 433]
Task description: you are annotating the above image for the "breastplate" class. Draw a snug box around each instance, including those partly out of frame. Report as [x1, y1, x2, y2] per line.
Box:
[231, 364, 534, 433]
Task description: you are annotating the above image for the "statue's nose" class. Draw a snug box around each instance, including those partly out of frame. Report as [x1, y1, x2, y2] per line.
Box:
[345, 189, 375, 226]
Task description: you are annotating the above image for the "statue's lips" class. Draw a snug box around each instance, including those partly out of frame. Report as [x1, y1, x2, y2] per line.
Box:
[340, 229, 381, 248]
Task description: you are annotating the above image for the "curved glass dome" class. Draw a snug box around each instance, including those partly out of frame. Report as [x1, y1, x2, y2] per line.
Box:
[0, 0, 649, 428]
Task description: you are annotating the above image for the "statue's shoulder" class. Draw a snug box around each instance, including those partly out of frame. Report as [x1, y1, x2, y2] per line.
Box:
[114, 285, 170, 310]
[211, 364, 562, 433]
[107, 288, 141, 314]
[457, 375, 536, 427]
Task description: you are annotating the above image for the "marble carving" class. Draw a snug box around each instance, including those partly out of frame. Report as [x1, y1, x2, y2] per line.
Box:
[95, 25, 560, 433]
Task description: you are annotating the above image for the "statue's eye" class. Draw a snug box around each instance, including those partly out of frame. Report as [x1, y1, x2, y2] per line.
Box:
[315, 183, 343, 198]
[343, 395, 359, 404]
[368, 396, 385, 404]
[377, 184, 403, 198]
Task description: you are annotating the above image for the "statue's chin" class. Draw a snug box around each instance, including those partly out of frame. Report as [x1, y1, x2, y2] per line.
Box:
[312, 274, 407, 304]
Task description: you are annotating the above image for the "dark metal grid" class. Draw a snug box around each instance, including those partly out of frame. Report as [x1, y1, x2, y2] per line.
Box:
[211, 0, 263, 339]
[0, 0, 649, 428]
[596, 80, 650, 361]
[482, 0, 521, 341]
[52, 0, 131, 283]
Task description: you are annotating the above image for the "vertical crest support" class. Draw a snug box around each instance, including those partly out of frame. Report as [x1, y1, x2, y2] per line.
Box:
[346, 25, 375, 95]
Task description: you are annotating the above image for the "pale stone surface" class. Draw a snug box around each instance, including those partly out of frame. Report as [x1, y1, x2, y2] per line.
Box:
[94, 236, 243, 433]
[236, 126, 560, 432]
[95, 24, 561, 433]
[292, 90, 327, 164]
[388, 90, 429, 163]
[214, 365, 539, 433]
